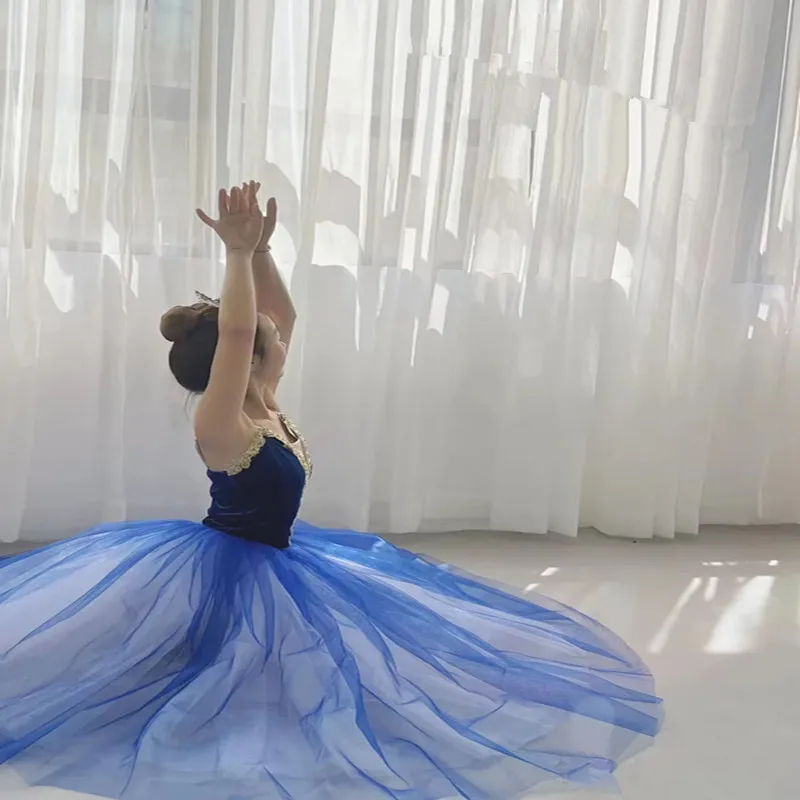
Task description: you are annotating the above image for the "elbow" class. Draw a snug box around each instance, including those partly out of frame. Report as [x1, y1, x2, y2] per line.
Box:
[279, 309, 297, 340]
[270, 305, 296, 332]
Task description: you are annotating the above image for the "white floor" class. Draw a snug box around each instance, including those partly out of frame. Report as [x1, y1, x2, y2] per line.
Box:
[3, 526, 799, 799]
[401, 527, 800, 800]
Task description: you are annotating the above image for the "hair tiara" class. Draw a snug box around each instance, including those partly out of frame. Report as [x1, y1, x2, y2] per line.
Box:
[194, 291, 220, 306]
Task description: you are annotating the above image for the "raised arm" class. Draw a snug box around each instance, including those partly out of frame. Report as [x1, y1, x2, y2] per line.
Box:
[193, 186, 263, 454]
[250, 183, 297, 349]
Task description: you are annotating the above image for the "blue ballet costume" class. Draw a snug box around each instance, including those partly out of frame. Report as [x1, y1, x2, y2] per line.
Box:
[0, 416, 662, 799]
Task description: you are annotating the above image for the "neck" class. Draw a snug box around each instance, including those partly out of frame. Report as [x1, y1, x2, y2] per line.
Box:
[243, 388, 279, 420]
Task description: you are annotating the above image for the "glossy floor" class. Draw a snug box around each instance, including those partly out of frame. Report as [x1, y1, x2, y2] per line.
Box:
[3, 526, 799, 799]
[406, 527, 800, 800]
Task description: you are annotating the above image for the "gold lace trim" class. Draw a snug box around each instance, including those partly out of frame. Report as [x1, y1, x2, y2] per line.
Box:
[225, 414, 312, 480]
[225, 428, 268, 476]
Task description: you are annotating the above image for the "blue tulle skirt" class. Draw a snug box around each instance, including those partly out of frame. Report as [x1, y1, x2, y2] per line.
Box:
[0, 520, 662, 799]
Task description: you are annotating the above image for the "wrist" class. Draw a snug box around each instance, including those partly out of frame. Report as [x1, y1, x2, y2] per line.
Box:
[226, 245, 255, 255]
[254, 245, 271, 253]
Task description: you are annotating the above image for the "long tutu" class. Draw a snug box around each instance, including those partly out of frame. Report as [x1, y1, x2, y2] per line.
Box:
[0, 520, 662, 799]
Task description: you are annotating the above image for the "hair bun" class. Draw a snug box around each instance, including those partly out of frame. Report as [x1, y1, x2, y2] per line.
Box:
[160, 305, 200, 343]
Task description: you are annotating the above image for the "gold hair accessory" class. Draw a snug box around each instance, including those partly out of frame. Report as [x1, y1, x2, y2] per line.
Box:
[194, 291, 220, 306]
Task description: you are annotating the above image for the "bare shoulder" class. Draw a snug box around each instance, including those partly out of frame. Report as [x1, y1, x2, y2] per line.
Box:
[194, 412, 262, 474]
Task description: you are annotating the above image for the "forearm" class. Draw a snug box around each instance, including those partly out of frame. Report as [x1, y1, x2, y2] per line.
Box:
[219, 250, 257, 332]
[253, 249, 296, 344]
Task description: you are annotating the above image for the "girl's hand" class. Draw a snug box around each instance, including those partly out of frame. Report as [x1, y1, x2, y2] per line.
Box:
[244, 181, 277, 252]
[196, 186, 263, 253]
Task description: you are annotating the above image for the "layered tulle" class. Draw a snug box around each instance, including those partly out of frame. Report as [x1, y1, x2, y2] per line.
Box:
[0, 521, 662, 799]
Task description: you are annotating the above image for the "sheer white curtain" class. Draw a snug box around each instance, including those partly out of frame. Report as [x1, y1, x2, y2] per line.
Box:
[2, 0, 800, 543]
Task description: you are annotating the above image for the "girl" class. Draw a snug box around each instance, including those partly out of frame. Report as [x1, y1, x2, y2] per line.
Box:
[0, 183, 661, 800]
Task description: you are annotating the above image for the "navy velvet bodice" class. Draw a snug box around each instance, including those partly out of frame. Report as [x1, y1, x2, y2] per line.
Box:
[202, 428, 310, 549]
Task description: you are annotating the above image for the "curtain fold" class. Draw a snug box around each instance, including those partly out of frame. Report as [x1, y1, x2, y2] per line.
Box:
[1, 0, 799, 543]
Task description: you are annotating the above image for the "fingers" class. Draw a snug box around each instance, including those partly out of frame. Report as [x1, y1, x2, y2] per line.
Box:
[229, 186, 242, 214]
[237, 181, 259, 216]
[249, 181, 261, 213]
[241, 180, 259, 208]
[195, 208, 216, 229]
[206, 184, 264, 223]
[266, 196, 277, 220]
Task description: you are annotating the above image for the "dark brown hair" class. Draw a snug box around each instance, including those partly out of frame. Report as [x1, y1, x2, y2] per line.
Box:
[160, 303, 265, 393]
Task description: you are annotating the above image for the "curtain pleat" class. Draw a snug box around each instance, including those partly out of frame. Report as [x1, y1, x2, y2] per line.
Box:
[1, 0, 799, 542]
